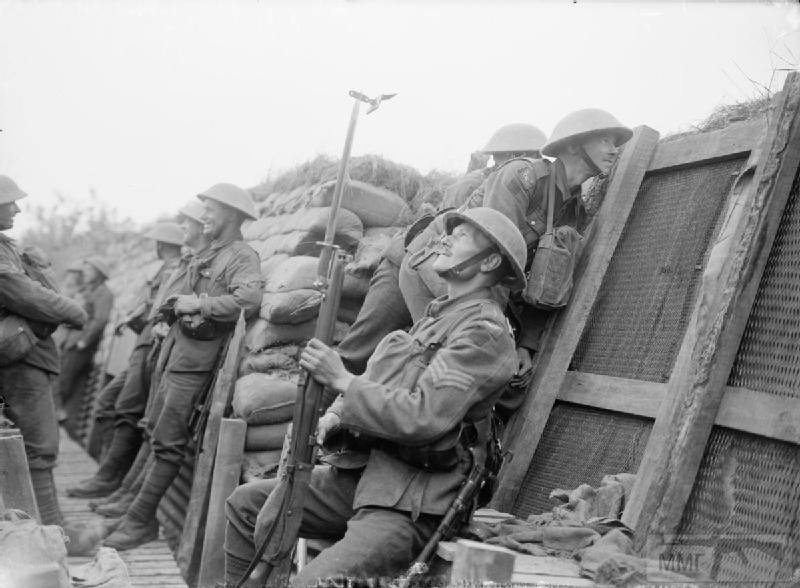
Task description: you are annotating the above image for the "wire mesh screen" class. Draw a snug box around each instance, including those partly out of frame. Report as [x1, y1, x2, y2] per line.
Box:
[728, 169, 800, 398]
[673, 426, 800, 584]
[512, 402, 652, 518]
[571, 158, 745, 382]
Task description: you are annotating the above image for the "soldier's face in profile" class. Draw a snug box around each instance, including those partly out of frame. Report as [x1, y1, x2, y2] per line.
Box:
[581, 133, 619, 176]
[180, 216, 204, 247]
[202, 199, 235, 239]
[0, 200, 21, 231]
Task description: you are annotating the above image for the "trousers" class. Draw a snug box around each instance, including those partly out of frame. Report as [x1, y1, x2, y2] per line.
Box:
[94, 344, 153, 429]
[150, 369, 211, 465]
[224, 465, 439, 587]
[0, 363, 59, 471]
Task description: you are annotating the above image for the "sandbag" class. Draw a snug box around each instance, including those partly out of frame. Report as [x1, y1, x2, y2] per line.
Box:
[265, 256, 371, 299]
[239, 345, 300, 376]
[260, 253, 291, 281]
[310, 180, 414, 228]
[259, 230, 358, 260]
[245, 421, 291, 451]
[0, 509, 70, 588]
[242, 449, 284, 482]
[232, 373, 297, 425]
[260, 289, 324, 324]
[244, 317, 350, 352]
[347, 226, 405, 276]
[242, 207, 363, 244]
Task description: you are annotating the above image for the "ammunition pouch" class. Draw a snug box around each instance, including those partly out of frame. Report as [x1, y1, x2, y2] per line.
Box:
[178, 315, 233, 341]
[0, 312, 38, 367]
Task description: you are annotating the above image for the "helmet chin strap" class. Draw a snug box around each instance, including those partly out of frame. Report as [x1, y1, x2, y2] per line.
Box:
[578, 145, 603, 177]
[435, 245, 499, 281]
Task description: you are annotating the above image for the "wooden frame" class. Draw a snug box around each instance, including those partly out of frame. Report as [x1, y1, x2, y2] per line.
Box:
[494, 74, 800, 537]
[623, 72, 800, 551]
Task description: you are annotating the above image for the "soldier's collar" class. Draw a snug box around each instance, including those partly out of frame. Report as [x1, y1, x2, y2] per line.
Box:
[208, 229, 244, 252]
[426, 287, 495, 318]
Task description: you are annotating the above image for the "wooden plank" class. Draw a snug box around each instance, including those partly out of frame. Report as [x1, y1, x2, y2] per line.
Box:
[198, 418, 247, 588]
[648, 116, 765, 172]
[716, 386, 800, 444]
[558, 371, 664, 418]
[558, 372, 800, 443]
[491, 125, 660, 512]
[623, 72, 800, 555]
[0, 434, 39, 520]
[176, 311, 246, 586]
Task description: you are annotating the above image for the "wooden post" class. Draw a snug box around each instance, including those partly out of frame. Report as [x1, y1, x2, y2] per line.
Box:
[198, 418, 247, 588]
[450, 539, 516, 586]
[491, 125, 660, 512]
[0, 433, 40, 520]
[177, 311, 247, 586]
[622, 72, 800, 555]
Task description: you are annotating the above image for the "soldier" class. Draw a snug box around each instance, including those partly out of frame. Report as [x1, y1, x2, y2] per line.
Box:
[441, 123, 547, 210]
[400, 109, 632, 384]
[0, 175, 88, 524]
[58, 255, 114, 437]
[104, 184, 262, 550]
[68, 221, 185, 498]
[90, 201, 211, 517]
[224, 207, 525, 587]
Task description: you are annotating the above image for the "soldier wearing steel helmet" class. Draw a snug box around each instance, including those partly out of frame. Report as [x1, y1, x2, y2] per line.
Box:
[89, 200, 214, 518]
[58, 255, 115, 437]
[224, 207, 523, 586]
[0, 175, 88, 525]
[401, 108, 632, 390]
[105, 183, 262, 550]
[442, 123, 548, 210]
[68, 221, 186, 499]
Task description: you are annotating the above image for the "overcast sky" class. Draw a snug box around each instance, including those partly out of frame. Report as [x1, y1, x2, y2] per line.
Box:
[1, 1, 798, 236]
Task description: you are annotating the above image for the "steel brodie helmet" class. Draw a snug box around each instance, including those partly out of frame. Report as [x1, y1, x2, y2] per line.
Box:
[442, 207, 527, 291]
[542, 109, 633, 157]
[84, 256, 111, 280]
[197, 183, 258, 221]
[178, 200, 206, 224]
[0, 175, 27, 205]
[482, 123, 547, 155]
[144, 222, 185, 246]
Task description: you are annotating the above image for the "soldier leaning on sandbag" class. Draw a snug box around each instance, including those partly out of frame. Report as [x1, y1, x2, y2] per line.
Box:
[0, 175, 88, 525]
[58, 255, 114, 437]
[441, 123, 548, 210]
[67, 221, 185, 499]
[105, 183, 262, 550]
[89, 200, 211, 519]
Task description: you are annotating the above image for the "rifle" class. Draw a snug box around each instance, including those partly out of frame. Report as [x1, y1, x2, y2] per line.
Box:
[397, 448, 487, 588]
[236, 89, 395, 588]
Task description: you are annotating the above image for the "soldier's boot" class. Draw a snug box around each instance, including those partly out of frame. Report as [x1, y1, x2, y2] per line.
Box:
[30, 468, 63, 526]
[68, 424, 141, 498]
[89, 440, 151, 510]
[103, 458, 179, 551]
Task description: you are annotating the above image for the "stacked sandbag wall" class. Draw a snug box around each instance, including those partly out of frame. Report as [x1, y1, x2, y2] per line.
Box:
[234, 172, 416, 482]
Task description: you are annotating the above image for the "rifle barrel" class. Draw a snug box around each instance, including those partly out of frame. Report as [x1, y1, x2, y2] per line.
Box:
[318, 97, 361, 276]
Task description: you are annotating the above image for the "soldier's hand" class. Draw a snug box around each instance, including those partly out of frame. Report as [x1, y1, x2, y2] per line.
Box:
[173, 294, 201, 315]
[151, 322, 170, 339]
[299, 338, 354, 394]
[316, 412, 342, 447]
[510, 347, 534, 390]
